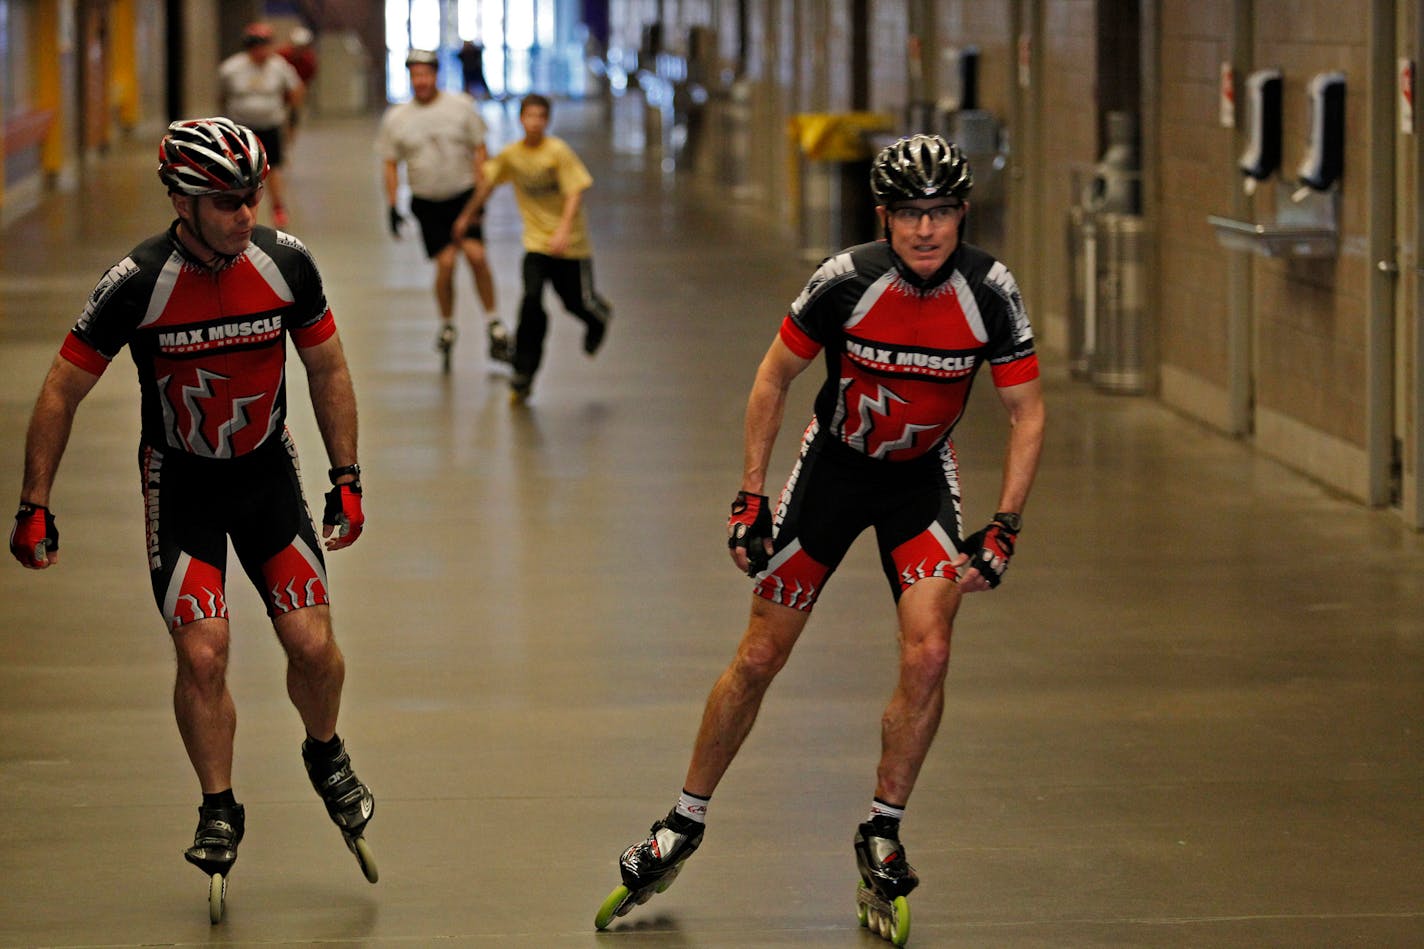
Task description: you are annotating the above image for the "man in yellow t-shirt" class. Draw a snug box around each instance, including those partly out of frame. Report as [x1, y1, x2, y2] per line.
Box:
[454, 94, 612, 402]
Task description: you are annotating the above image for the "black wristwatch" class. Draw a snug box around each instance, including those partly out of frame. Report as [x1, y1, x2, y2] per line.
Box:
[328, 463, 361, 485]
[992, 511, 1022, 533]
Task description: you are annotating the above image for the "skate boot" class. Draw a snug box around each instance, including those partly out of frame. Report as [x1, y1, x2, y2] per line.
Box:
[853, 817, 916, 946]
[302, 737, 379, 883]
[183, 802, 245, 923]
[436, 322, 458, 373]
[508, 372, 533, 405]
[486, 319, 513, 364]
[595, 809, 704, 929]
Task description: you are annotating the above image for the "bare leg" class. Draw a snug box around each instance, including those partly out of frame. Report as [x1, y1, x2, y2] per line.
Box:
[874, 578, 959, 805]
[433, 245, 459, 323]
[172, 617, 236, 793]
[460, 237, 498, 314]
[682, 596, 810, 797]
[272, 605, 345, 741]
[266, 167, 287, 213]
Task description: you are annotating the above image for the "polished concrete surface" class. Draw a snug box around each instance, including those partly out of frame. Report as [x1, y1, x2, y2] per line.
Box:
[1, 100, 1422, 948]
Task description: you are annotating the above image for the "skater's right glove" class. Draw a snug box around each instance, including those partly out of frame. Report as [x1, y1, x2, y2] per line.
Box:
[10, 501, 59, 569]
[727, 491, 774, 577]
[961, 518, 1017, 589]
[388, 206, 407, 238]
[322, 483, 365, 551]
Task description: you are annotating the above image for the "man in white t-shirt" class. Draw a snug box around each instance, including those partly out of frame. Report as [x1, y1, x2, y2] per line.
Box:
[376, 50, 507, 368]
[217, 23, 304, 228]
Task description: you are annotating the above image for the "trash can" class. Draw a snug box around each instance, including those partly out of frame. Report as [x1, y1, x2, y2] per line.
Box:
[1089, 213, 1149, 394]
[1065, 204, 1096, 380]
[788, 112, 895, 261]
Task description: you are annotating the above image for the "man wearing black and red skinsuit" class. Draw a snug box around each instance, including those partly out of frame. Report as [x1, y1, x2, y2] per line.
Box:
[605, 134, 1046, 928]
[9, 118, 376, 888]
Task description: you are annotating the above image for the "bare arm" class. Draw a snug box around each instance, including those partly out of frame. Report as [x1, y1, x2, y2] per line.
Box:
[382, 159, 401, 209]
[742, 335, 814, 495]
[296, 333, 359, 477]
[547, 187, 584, 256]
[957, 375, 1046, 593]
[20, 355, 102, 507]
[990, 376, 1046, 516]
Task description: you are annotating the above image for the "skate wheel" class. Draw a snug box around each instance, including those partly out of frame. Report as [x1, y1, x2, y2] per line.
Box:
[595, 884, 631, 930]
[890, 895, 911, 946]
[208, 872, 226, 924]
[352, 836, 379, 883]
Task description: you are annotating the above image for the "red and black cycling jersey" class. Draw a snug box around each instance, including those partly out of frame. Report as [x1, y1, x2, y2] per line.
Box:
[780, 239, 1039, 462]
[60, 221, 336, 459]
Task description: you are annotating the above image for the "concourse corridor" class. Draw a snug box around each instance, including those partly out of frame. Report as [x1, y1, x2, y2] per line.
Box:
[0, 101, 1421, 948]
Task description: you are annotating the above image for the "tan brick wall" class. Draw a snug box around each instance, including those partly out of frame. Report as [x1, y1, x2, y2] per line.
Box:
[1157, 0, 1236, 390]
[1248, 1, 1370, 447]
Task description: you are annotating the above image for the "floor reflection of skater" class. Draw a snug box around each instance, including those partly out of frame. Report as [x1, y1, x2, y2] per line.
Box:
[597, 135, 1046, 942]
[7, 117, 378, 921]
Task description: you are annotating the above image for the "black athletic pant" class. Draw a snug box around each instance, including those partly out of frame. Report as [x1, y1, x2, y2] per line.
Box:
[515, 252, 611, 379]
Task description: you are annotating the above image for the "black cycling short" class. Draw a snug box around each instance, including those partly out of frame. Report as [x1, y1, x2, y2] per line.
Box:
[140, 429, 329, 630]
[250, 126, 286, 169]
[752, 420, 965, 612]
[410, 189, 484, 258]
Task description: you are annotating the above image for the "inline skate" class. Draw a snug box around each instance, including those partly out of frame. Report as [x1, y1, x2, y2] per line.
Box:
[854, 817, 916, 946]
[302, 737, 379, 883]
[486, 319, 512, 364]
[595, 809, 704, 929]
[183, 801, 245, 923]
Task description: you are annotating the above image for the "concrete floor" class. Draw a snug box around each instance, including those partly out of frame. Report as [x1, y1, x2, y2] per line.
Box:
[1, 99, 1421, 948]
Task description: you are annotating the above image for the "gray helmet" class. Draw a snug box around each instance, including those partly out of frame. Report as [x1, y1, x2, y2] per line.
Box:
[869, 134, 973, 205]
[157, 118, 268, 195]
[405, 49, 439, 68]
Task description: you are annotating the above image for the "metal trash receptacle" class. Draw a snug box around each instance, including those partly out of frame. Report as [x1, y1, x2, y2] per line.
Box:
[1089, 213, 1149, 394]
[1066, 205, 1096, 380]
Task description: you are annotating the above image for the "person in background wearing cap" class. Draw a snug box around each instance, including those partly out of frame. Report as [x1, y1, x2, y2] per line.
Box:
[218, 22, 305, 228]
[377, 49, 508, 368]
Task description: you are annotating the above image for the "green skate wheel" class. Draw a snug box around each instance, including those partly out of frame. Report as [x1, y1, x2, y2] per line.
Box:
[208, 872, 225, 924]
[353, 836, 379, 883]
[890, 895, 911, 946]
[595, 884, 631, 930]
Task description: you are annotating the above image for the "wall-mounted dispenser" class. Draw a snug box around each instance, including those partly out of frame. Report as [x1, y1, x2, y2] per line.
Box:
[1294, 71, 1346, 198]
[1238, 68, 1283, 194]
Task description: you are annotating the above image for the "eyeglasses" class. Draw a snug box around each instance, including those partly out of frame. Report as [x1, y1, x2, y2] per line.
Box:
[888, 203, 963, 225]
[209, 189, 263, 213]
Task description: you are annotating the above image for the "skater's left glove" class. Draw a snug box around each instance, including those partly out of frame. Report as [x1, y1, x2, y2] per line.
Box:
[728, 490, 774, 577]
[322, 482, 365, 551]
[9, 501, 59, 568]
[961, 516, 1018, 589]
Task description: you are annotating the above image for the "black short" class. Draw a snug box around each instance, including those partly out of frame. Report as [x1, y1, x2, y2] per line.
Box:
[250, 126, 286, 168]
[140, 430, 329, 630]
[752, 422, 964, 612]
[410, 189, 484, 258]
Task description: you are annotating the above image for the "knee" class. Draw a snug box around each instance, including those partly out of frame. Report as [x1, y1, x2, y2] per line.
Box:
[900, 629, 952, 686]
[731, 634, 791, 687]
[174, 630, 229, 691]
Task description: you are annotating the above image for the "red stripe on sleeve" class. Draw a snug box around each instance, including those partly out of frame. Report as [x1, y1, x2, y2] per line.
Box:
[291, 310, 337, 349]
[779, 315, 822, 360]
[990, 353, 1040, 388]
[59, 332, 111, 377]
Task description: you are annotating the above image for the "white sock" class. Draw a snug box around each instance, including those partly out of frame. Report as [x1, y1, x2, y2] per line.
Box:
[868, 798, 905, 824]
[675, 789, 710, 824]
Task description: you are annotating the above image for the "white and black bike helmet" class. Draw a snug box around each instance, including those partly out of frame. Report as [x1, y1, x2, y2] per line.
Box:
[869, 134, 973, 205]
[157, 118, 268, 196]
